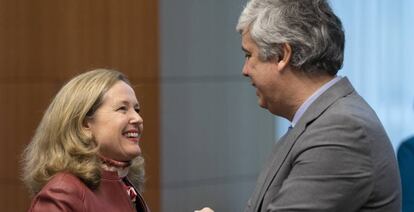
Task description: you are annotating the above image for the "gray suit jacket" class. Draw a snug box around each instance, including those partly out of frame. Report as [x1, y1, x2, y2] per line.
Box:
[245, 77, 401, 212]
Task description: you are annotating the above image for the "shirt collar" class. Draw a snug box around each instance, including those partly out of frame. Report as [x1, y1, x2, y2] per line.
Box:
[291, 76, 342, 127]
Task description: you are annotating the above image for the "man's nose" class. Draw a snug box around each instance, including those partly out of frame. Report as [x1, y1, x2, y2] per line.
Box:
[242, 60, 249, 77]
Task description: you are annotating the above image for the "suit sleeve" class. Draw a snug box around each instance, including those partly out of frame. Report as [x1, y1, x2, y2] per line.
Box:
[28, 176, 84, 212]
[265, 116, 374, 211]
[398, 140, 414, 212]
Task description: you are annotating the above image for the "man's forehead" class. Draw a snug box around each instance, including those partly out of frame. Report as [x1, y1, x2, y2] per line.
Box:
[241, 32, 254, 49]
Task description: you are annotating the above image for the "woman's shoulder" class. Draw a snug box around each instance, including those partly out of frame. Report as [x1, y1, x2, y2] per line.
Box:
[29, 172, 87, 211]
[44, 172, 86, 191]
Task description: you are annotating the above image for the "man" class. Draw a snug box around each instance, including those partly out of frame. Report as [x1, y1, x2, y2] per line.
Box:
[236, 0, 401, 211]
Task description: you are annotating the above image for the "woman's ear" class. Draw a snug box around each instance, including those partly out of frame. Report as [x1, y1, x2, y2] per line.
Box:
[83, 117, 92, 130]
[82, 119, 94, 139]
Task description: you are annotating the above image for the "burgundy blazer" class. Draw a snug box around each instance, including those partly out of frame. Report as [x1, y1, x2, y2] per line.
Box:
[28, 171, 150, 212]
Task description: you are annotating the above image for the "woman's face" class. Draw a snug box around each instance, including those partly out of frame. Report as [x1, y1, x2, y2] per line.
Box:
[86, 80, 143, 161]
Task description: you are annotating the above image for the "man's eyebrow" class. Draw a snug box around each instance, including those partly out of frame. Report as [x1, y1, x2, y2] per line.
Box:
[241, 46, 249, 53]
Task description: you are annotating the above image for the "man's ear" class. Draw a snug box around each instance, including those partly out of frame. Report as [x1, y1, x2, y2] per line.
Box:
[277, 43, 292, 71]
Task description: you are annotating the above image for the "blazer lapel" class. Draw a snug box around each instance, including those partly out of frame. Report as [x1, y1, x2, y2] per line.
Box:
[248, 128, 293, 211]
[252, 77, 355, 211]
[253, 121, 306, 211]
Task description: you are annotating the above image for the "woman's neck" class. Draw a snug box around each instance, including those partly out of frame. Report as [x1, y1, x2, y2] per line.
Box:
[99, 155, 131, 178]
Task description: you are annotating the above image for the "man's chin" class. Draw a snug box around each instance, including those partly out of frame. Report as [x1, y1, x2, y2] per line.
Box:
[258, 99, 268, 109]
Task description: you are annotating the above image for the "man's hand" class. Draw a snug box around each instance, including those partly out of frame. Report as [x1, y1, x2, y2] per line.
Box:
[194, 207, 214, 212]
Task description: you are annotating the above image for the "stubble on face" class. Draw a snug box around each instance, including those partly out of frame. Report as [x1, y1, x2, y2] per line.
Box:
[241, 31, 282, 112]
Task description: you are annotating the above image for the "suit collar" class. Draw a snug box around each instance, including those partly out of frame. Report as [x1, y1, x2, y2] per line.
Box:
[295, 77, 354, 130]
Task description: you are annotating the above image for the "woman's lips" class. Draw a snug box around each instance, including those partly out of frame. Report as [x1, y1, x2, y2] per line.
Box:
[123, 130, 141, 143]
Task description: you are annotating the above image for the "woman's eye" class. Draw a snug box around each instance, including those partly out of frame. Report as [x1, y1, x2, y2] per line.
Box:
[245, 53, 251, 59]
[134, 108, 140, 113]
[117, 106, 127, 111]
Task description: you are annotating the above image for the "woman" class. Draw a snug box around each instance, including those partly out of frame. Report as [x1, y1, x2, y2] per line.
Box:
[22, 69, 150, 211]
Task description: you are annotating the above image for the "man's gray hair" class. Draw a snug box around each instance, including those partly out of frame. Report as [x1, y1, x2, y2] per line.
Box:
[237, 0, 344, 75]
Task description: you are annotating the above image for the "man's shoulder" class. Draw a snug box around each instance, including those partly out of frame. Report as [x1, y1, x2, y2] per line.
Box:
[303, 91, 390, 148]
[322, 91, 382, 128]
[304, 78, 373, 129]
[316, 97, 374, 128]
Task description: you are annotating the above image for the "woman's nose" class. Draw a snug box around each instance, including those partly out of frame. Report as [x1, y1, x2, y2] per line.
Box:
[130, 110, 143, 124]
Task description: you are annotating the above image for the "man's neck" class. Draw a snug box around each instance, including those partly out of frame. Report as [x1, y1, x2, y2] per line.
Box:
[284, 71, 335, 121]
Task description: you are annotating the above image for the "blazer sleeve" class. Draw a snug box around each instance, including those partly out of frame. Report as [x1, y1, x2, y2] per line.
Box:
[398, 139, 414, 212]
[28, 174, 85, 212]
[265, 115, 374, 211]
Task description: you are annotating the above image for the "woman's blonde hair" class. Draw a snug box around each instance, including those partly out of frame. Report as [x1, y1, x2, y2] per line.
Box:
[22, 69, 145, 194]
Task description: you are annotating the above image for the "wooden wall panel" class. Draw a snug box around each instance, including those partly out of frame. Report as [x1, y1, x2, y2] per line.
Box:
[0, 83, 60, 211]
[0, 0, 160, 211]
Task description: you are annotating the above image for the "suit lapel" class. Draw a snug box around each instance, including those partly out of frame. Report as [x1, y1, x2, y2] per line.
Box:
[251, 77, 355, 211]
[248, 128, 293, 210]
[252, 120, 306, 211]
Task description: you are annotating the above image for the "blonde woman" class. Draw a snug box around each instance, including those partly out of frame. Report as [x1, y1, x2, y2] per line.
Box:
[22, 69, 150, 211]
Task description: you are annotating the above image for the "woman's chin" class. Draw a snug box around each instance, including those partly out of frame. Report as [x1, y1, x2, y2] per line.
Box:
[126, 148, 141, 160]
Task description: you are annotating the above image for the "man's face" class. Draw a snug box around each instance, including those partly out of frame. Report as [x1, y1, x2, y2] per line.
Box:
[241, 31, 282, 111]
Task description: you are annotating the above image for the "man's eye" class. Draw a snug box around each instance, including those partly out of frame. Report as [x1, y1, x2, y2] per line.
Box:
[245, 53, 251, 59]
[134, 108, 140, 113]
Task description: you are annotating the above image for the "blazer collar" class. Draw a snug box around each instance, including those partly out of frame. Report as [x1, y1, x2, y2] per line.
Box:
[295, 77, 354, 130]
[253, 77, 355, 210]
